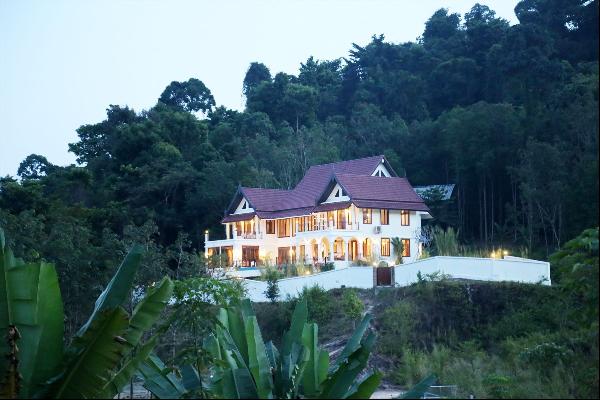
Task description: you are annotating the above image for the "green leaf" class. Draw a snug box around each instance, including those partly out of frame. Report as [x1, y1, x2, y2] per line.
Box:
[100, 336, 158, 398]
[124, 276, 174, 347]
[282, 298, 307, 356]
[76, 244, 143, 337]
[399, 374, 437, 399]
[347, 372, 382, 399]
[52, 307, 131, 398]
[0, 232, 64, 398]
[139, 354, 187, 399]
[244, 315, 273, 398]
[301, 322, 327, 397]
[320, 332, 376, 399]
[334, 313, 372, 369]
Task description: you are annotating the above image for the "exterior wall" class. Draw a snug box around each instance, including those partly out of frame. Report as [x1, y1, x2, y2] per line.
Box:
[207, 206, 424, 267]
[239, 256, 551, 302]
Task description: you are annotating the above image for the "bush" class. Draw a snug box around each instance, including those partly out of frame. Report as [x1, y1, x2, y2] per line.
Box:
[320, 262, 334, 272]
[263, 267, 281, 302]
[298, 285, 335, 325]
[342, 289, 364, 324]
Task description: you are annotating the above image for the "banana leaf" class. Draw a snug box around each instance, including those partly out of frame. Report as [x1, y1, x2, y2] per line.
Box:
[347, 372, 382, 399]
[244, 314, 273, 398]
[301, 322, 328, 397]
[0, 230, 64, 398]
[52, 307, 131, 398]
[281, 298, 307, 357]
[139, 354, 187, 399]
[333, 313, 372, 369]
[398, 374, 437, 399]
[320, 331, 376, 399]
[76, 244, 143, 337]
[124, 276, 173, 347]
[100, 336, 158, 398]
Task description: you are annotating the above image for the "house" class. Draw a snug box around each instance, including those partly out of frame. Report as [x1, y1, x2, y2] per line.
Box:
[204, 155, 432, 269]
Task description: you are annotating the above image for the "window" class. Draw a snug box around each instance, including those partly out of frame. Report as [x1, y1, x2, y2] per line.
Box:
[401, 239, 410, 257]
[277, 247, 291, 265]
[401, 210, 410, 226]
[241, 200, 248, 209]
[266, 220, 275, 234]
[380, 209, 389, 225]
[335, 188, 341, 197]
[381, 238, 390, 256]
[242, 246, 259, 267]
[299, 245, 306, 262]
[337, 209, 346, 229]
[295, 217, 304, 232]
[277, 219, 290, 238]
[363, 208, 372, 224]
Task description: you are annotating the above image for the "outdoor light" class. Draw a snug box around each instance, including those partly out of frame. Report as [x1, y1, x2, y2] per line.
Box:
[503, 250, 509, 256]
[490, 252, 496, 258]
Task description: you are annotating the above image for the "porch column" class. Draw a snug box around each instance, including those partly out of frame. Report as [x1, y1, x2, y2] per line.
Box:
[317, 242, 322, 263]
[358, 238, 363, 259]
[344, 239, 349, 262]
[233, 224, 238, 238]
[329, 238, 335, 263]
[306, 241, 312, 264]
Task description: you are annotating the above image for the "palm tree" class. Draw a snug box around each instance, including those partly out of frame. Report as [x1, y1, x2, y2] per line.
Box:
[391, 237, 404, 265]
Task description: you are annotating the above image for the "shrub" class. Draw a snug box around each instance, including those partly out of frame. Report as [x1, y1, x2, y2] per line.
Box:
[431, 226, 460, 256]
[342, 289, 364, 325]
[298, 285, 334, 325]
[320, 262, 335, 272]
[263, 267, 281, 302]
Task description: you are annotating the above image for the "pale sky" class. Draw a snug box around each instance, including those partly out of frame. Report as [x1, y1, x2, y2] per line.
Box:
[0, 0, 519, 177]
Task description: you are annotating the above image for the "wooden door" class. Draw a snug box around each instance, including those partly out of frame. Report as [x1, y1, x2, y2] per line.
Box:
[376, 267, 392, 286]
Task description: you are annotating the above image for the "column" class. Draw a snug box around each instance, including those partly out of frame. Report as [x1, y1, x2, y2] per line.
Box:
[317, 241, 322, 263]
[329, 238, 335, 263]
[358, 238, 363, 260]
[344, 239, 349, 262]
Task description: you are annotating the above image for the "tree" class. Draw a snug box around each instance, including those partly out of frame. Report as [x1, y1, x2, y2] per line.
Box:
[17, 154, 54, 180]
[159, 78, 216, 114]
[243, 62, 272, 96]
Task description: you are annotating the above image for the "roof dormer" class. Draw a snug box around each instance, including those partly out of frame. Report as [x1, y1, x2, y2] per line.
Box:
[371, 158, 392, 177]
[234, 197, 255, 214]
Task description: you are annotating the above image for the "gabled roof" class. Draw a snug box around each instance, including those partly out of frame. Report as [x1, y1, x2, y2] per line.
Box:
[222, 155, 427, 222]
[414, 184, 456, 201]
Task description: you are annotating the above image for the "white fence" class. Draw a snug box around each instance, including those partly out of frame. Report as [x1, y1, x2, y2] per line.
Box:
[241, 256, 551, 302]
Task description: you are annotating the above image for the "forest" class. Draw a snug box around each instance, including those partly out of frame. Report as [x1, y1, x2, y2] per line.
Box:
[1, 0, 598, 334]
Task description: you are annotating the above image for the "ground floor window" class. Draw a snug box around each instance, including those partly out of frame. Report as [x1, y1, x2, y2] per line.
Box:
[381, 238, 391, 256]
[334, 239, 345, 260]
[277, 246, 296, 265]
[363, 238, 372, 258]
[242, 246, 259, 267]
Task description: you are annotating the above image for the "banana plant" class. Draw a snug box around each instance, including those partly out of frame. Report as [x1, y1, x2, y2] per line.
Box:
[0, 228, 174, 399]
[198, 298, 382, 399]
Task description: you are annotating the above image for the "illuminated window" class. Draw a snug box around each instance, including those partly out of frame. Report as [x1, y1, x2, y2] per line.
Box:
[380, 209, 389, 225]
[401, 210, 410, 226]
[401, 239, 410, 257]
[363, 208, 372, 224]
[381, 238, 390, 256]
[277, 219, 290, 238]
[266, 220, 275, 234]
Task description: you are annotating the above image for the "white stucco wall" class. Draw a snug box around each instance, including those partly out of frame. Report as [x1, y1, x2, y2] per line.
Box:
[240, 256, 551, 302]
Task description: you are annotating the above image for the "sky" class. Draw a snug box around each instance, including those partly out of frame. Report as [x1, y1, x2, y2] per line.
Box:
[0, 0, 520, 177]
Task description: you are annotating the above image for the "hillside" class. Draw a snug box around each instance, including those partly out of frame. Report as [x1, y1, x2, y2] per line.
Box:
[254, 277, 598, 398]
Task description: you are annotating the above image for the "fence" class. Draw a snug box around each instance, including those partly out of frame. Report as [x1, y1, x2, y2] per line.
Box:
[240, 256, 551, 302]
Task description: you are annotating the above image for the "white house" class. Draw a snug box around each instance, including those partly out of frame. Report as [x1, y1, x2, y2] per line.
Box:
[204, 155, 433, 269]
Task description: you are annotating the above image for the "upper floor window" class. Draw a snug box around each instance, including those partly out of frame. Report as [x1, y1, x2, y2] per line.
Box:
[363, 208, 372, 224]
[277, 219, 290, 238]
[335, 188, 342, 197]
[380, 209, 389, 225]
[401, 210, 410, 226]
[266, 220, 275, 234]
[401, 239, 410, 257]
[381, 238, 390, 256]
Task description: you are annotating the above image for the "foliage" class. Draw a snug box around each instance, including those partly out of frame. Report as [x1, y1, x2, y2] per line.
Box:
[200, 298, 381, 399]
[342, 289, 364, 324]
[298, 285, 335, 326]
[549, 227, 599, 324]
[263, 267, 281, 303]
[431, 226, 460, 256]
[0, 228, 173, 399]
[320, 262, 334, 272]
[391, 237, 404, 264]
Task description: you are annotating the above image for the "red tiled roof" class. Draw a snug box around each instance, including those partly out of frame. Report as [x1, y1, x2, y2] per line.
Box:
[221, 155, 428, 222]
[222, 212, 256, 223]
